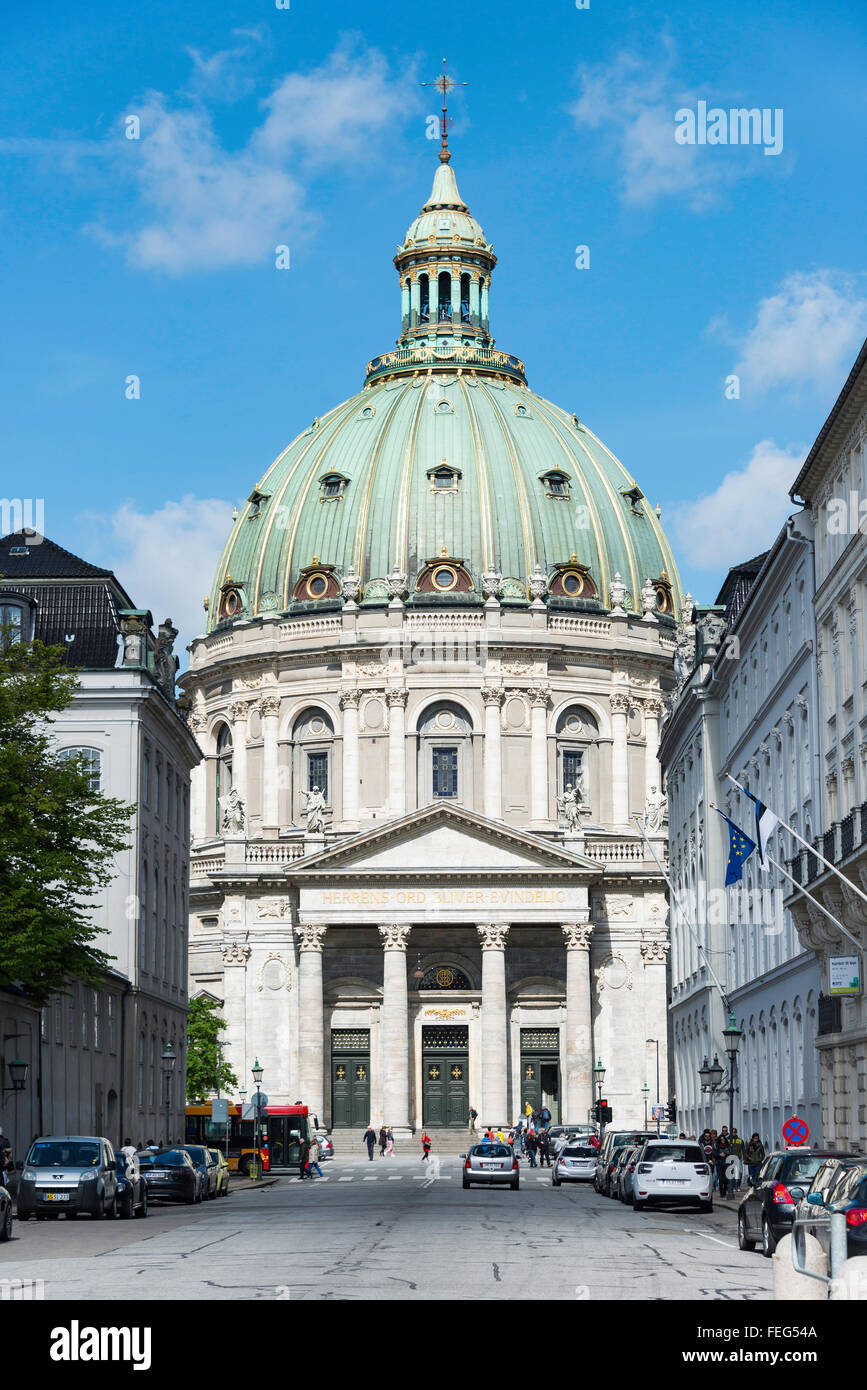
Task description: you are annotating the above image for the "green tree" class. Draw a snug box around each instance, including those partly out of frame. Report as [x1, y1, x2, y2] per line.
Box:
[185, 995, 239, 1101]
[0, 638, 132, 1005]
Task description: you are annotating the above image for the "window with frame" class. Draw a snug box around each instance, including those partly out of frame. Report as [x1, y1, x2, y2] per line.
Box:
[154, 755, 161, 817]
[562, 749, 583, 792]
[54, 999, 62, 1044]
[108, 995, 117, 1054]
[68, 986, 77, 1045]
[142, 743, 151, 806]
[0, 600, 26, 648]
[93, 990, 101, 1050]
[58, 746, 102, 791]
[215, 724, 232, 834]
[308, 751, 328, 800]
[140, 858, 148, 973]
[432, 746, 459, 798]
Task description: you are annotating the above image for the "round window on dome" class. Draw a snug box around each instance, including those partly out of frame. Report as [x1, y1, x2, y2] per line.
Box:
[563, 572, 583, 596]
[433, 566, 457, 590]
[307, 575, 328, 598]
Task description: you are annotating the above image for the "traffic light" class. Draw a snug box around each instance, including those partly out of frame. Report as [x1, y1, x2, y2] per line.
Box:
[601, 1104, 612, 1124]
[593, 1100, 602, 1122]
[668, 1098, 677, 1124]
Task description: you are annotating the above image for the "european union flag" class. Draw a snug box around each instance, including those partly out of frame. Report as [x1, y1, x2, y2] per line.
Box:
[715, 810, 757, 885]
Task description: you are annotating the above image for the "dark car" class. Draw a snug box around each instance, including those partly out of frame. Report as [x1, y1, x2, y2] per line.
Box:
[208, 1149, 230, 1197]
[17, 1136, 119, 1220]
[116, 1152, 149, 1219]
[609, 1146, 636, 1201]
[799, 1158, 867, 1262]
[737, 1149, 853, 1256]
[0, 1184, 12, 1240]
[137, 1148, 201, 1204]
[594, 1131, 656, 1197]
[182, 1145, 219, 1199]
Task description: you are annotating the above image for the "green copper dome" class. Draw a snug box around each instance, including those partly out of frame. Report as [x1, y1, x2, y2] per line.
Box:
[207, 158, 682, 629]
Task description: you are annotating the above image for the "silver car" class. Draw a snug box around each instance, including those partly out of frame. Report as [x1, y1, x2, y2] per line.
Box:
[553, 1144, 597, 1186]
[462, 1143, 519, 1190]
[17, 1136, 119, 1220]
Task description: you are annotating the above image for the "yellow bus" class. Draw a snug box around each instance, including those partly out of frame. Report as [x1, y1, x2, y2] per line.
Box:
[185, 1102, 312, 1174]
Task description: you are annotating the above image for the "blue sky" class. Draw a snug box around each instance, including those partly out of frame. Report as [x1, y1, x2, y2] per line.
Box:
[3, 0, 866, 655]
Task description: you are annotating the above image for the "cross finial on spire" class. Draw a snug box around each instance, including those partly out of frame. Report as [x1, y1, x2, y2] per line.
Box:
[420, 58, 467, 163]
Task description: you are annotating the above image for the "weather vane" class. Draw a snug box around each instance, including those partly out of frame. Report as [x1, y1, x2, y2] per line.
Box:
[420, 58, 467, 163]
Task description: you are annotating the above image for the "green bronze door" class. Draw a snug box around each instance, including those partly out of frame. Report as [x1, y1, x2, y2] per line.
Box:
[330, 1030, 370, 1127]
[421, 1026, 468, 1127]
[519, 1029, 560, 1123]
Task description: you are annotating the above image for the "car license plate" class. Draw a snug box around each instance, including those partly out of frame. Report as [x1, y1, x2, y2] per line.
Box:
[44, 1192, 69, 1201]
[481, 1162, 502, 1169]
[659, 1179, 687, 1184]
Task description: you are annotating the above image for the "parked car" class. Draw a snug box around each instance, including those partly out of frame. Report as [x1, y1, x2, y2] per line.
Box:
[800, 1158, 867, 1262]
[462, 1143, 520, 1190]
[182, 1144, 219, 1199]
[609, 1146, 636, 1201]
[316, 1134, 334, 1161]
[115, 1151, 148, 1219]
[594, 1131, 656, 1196]
[552, 1143, 597, 1186]
[0, 1184, 12, 1240]
[209, 1149, 230, 1197]
[137, 1148, 201, 1204]
[737, 1148, 853, 1257]
[631, 1138, 713, 1212]
[547, 1125, 593, 1152]
[619, 1147, 642, 1204]
[17, 1136, 119, 1221]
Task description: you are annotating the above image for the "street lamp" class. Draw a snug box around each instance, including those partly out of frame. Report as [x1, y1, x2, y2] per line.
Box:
[161, 1042, 176, 1146]
[721, 1012, 743, 1138]
[641, 1082, 650, 1130]
[2, 1033, 29, 1096]
[251, 1059, 264, 1180]
[593, 1057, 605, 1136]
[646, 1038, 661, 1134]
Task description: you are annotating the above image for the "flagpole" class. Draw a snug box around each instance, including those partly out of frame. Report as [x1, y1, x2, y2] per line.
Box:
[725, 772, 867, 908]
[632, 815, 730, 1009]
[766, 854, 863, 951]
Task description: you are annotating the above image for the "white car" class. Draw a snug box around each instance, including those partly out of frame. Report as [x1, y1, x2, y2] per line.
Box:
[631, 1139, 713, 1212]
[552, 1143, 597, 1186]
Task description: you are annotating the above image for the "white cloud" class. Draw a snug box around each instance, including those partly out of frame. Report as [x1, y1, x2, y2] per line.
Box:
[730, 270, 867, 396]
[569, 41, 758, 209]
[96, 496, 234, 661]
[668, 439, 804, 571]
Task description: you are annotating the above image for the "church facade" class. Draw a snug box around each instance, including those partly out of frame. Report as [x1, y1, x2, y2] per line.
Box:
[182, 132, 684, 1133]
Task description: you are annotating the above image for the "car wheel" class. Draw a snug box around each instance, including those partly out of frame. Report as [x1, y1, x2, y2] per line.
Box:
[106, 1193, 118, 1220]
[95, 1194, 105, 1220]
[699, 1200, 714, 1214]
[462, 1178, 470, 1189]
[120, 1191, 133, 1219]
[632, 1195, 646, 1211]
[136, 1189, 148, 1219]
[510, 1178, 519, 1191]
[738, 1212, 756, 1250]
[0, 1204, 12, 1241]
[761, 1216, 776, 1258]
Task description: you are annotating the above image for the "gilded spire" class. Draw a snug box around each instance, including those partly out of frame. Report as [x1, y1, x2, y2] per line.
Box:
[420, 57, 467, 164]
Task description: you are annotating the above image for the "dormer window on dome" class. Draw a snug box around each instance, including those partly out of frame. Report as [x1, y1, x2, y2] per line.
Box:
[541, 469, 571, 500]
[219, 576, 244, 620]
[620, 484, 645, 515]
[652, 572, 674, 615]
[549, 559, 598, 600]
[417, 550, 473, 594]
[246, 488, 270, 519]
[428, 461, 461, 492]
[293, 559, 341, 602]
[319, 472, 350, 503]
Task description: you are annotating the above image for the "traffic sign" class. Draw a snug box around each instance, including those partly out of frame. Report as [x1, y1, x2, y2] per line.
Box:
[782, 1115, 809, 1146]
[211, 1097, 228, 1123]
[251, 1090, 269, 1111]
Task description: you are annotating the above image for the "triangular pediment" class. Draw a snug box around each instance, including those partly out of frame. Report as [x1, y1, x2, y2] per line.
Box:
[289, 803, 598, 877]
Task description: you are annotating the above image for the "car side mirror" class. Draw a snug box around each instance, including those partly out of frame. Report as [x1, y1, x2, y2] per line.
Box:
[109, 1160, 117, 1171]
[788, 1186, 805, 1202]
[459, 1154, 467, 1159]
[807, 1191, 824, 1206]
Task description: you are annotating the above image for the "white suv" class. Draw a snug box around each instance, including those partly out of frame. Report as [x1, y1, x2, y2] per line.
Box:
[631, 1139, 713, 1212]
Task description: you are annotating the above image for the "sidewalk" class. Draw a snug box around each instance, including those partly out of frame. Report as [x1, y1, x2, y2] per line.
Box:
[228, 1173, 280, 1193]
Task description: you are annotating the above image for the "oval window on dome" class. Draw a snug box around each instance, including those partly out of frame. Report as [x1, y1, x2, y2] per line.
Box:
[308, 575, 328, 598]
[433, 566, 457, 590]
[563, 573, 582, 595]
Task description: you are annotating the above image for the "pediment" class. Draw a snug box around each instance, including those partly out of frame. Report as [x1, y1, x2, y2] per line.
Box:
[289, 803, 598, 877]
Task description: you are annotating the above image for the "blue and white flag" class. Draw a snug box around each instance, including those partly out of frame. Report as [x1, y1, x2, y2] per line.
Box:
[742, 788, 779, 872]
[715, 810, 757, 886]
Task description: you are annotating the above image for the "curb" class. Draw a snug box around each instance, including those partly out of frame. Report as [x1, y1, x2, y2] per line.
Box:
[228, 1176, 280, 1193]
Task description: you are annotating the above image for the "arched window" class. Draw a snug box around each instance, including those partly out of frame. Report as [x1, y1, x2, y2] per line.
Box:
[419, 273, 430, 323]
[0, 597, 33, 648]
[58, 746, 102, 791]
[142, 740, 151, 806]
[215, 724, 232, 834]
[140, 858, 148, 973]
[152, 865, 159, 975]
[438, 271, 451, 322]
[292, 709, 334, 822]
[460, 272, 470, 323]
[419, 964, 472, 990]
[418, 702, 474, 806]
[556, 706, 599, 816]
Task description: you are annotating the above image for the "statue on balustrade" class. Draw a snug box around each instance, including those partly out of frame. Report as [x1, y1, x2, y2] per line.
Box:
[220, 787, 247, 836]
[302, 784, 326, 834]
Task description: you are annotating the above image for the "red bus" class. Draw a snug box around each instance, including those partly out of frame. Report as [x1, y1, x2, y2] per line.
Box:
[185, 1103, 311, 1173]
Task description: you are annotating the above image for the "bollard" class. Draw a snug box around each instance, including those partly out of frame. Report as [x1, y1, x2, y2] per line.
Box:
[831, 1256, 867, 1301]
[773, 1232, 828, 1300]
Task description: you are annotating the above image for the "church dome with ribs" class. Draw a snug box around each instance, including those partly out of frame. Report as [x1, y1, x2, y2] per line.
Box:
[207, 156, 681, 630]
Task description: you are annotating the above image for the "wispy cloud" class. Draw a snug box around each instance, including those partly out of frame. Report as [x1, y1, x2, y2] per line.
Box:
[668, 438, 804, 573]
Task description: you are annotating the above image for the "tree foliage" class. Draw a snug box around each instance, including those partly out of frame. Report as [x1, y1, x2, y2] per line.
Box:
[0, 639, 132, 1005]
[185, 995, 239, 1102]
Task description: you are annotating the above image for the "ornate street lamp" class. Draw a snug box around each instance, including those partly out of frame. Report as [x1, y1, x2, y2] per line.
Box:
[721, 1012, 743, 1137]
[2, 1056, 28, 1094]
[593, 1058, 605, 1135]
[251, 1059, 264, 1180]
[646, 1037, 661, 1134]
[161, 1042, 176, 1146]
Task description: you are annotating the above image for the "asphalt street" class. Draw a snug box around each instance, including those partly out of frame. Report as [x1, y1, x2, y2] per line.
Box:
[0, 1154, 775, 1301]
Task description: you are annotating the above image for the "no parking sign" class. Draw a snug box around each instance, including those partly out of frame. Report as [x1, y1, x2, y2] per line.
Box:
[782, 1115, 809, 1146]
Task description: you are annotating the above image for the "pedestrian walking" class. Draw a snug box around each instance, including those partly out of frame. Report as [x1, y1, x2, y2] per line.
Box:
[468, 1106, 478, 1132]
[537, 1129, 552, 1168]
[378, 1125, 387, 1157]
[525, 1128, 538, 1168]
[307, 1137, 324, 1179]
[421, 1131, 432, 1161]
[298, 1135, 310, 1180]
[386, 1129, 395, 1157]
[714, 1134, 730, 1198]
[745, 1133, 766, 1184]
[540, 1105, 552, 1130]
[363, 1125, 376, 1161]
[728, 1129, 744, 1193]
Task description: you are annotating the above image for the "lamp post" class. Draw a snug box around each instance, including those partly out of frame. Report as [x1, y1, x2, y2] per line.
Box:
[646, 1038, 661, 1134]
[641, 1082, 649, 1131]
[721, 1012, 743, 1140]
[251, 1058, 264, 1181]
[593, 1057, 605, 1137]
[160, 1042, 176, 1146]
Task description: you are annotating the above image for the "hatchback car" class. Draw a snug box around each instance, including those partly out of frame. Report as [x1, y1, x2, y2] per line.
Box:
[316, 1134, 334, 1161]
[609, 1145, 636, 1201]
[595, 1131, 656, 1196]
[209, 1149, 231, 1197]
[463, 1143, 520, 1190]
[631, 1139, 712, 1211]
[17, 1136, 119, 1221]
[182, 1144, 219, 1199]
[137, 1148, 201, 1204]
[553, 1144, 597, 1186]
[116, 1151, 149, 1219]
[801, 1159, 867, 1262]
[0, 1184, 12, 1240]
[618, 1147, 642, 1204]
[737, 1148, 852, 1256]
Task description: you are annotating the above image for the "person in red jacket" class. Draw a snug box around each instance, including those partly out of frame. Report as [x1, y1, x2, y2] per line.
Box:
[421, 1132, 432, 1161]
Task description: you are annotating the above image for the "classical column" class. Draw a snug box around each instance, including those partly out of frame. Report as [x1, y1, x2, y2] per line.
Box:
[480, 276, 490, 330]
[339, 689, 361, 825]
[450, 268, 461, 323]
[261, 694, 281, 830]
[410, 276, 420, 328]
[530, 685, 550, 823]
[229, 698, 250, 814]
[400, 279, 410, 332]
[477, 922, 510, 1124]
[641, 935, 670, 1116]
[296, 922, 328, 1124]
[188, 715, 207, 842]
[387, 689, 408, 818]
[220, 939, 250, 1084]
[643, 698, 663, 806]
[610, 692, 630, 826]
[562, 920, 593, 1125]
[481, 687, 504, 820]
[378, 923, 412, 1134]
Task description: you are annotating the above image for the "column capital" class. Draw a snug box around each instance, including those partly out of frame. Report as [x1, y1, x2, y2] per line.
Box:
[640, 935, 670, 963]
[221, 941, 251, 966]
[378, 921, 411, 950]
[189, 713, 208, 735]
[529, 684, 550, 708]
[296, 922, 328, 952]
[477, 921, 510, 950]
[229, 698, 252, 723]
[339, 688, 362, 710]
[480, 685, 505, 706]
[610, 692, 630, 715]
[386, 688, 409, 709]
[260, 693, 281, 717]
[561, 921, 593, 950]
[642, 697, 664, 718]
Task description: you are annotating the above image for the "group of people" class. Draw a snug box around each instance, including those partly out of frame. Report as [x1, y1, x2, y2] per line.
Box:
[362, 1125, 396, 1160]
[680, 1127, 765, 1197]
[296, 1135, 325, 1180]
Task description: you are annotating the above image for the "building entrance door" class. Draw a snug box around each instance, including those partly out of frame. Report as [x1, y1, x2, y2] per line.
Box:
[519, 1029, 560, 1123]
[330, 1029, 371, 1128]
[421, 1025, 468, 1127]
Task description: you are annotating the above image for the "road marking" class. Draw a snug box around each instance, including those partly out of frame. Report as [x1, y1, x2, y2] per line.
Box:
[388, 1176, 402, 1181]
[683, 1227, 738, 1249]
[363, 1177, 377, 1182]
[339, 1177, 353, 1183]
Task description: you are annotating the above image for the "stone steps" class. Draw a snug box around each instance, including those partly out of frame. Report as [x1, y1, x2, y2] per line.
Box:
[330, 1129, 477, 1156]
